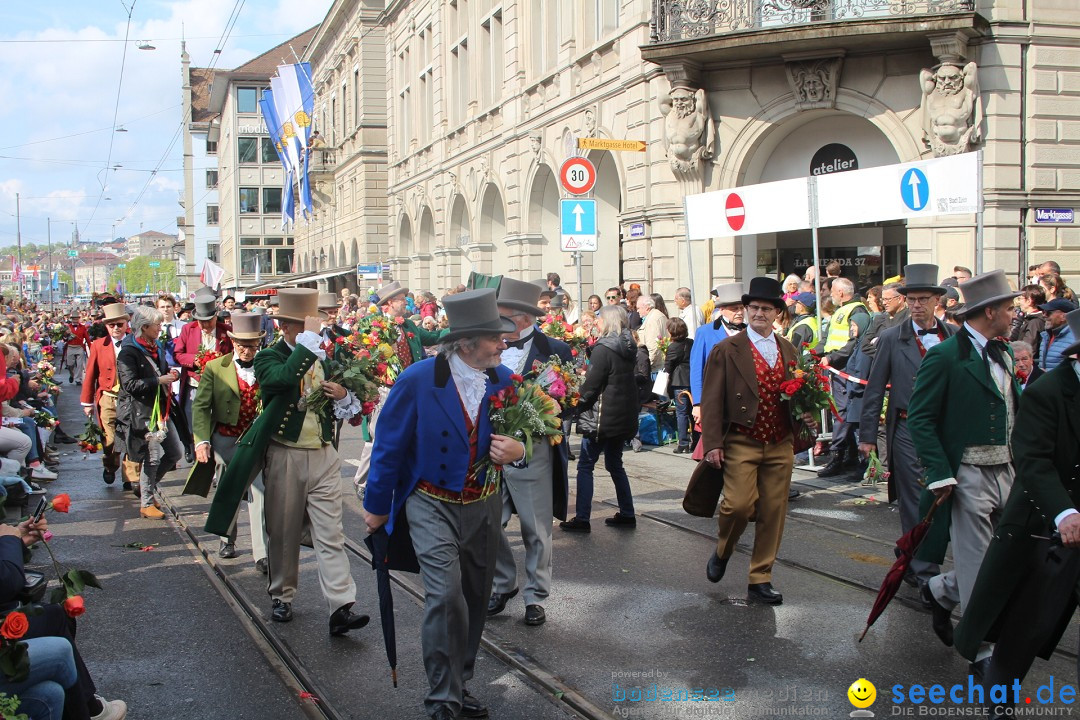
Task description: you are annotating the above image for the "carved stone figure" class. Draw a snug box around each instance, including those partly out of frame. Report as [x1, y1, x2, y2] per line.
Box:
[785, 56, 843, 110]
[529, 134, 542, 164]
[659, 87, 716, 175]
[919, 61, 983, 157]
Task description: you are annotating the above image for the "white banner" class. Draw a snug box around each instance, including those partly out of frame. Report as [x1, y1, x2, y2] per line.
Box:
[816, 151, 980, 228]
[685, 178, 811, 239]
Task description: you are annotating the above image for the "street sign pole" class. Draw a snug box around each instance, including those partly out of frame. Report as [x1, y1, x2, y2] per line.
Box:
[975, 149, 984, 275]
[575, 249, 583, 319]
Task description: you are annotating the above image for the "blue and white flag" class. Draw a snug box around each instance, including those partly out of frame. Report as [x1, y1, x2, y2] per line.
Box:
[274, 63, 316, 219]
[259, 89, 295, 228]
[50, 271, 58, 290]
[270, 75, 304, 211]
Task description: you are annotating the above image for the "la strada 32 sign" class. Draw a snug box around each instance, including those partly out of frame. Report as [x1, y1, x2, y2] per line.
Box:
[811, 144, 858, 176]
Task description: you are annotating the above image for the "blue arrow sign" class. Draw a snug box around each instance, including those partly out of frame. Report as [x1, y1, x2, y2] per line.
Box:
[900, 168, 929, 211]
[559, 199, 597, 252]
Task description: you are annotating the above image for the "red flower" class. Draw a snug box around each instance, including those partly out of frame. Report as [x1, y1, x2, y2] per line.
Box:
[407, 332, 415, 339]
[394, 317, 405, 326]
[62, 595, 85, 618]
[510, 374, 524, 383]
[492, 397, 504, 409]
[0, 611, 28, 640]
[335, 336, 347, 344]
[51, 493, 71, 513]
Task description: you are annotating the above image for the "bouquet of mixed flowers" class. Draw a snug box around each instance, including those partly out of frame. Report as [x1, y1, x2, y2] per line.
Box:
[193, 348, 221, 374]
[349, 312, 406, 387]
[539, 314, 574, 343]
[76, 418, 104, 454]
[48, 323, 69, 343]
[528, 356, 582, 412]
[657, 336, 671, 358]
[473, 374, 563, 487]
[33, 410, 58, 430]
[779, 345, 837, 441]
[301, 332, 388, 418]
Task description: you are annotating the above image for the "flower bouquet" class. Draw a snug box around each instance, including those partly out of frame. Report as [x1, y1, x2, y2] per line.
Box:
[657, 336, 671, 359]
[33, 410, 58, 430]
[779, 345, 837, 442]
[300, 332, 386, 418]
[539, 315, 574, 343]
[48, 323, 69, 343]
[350, 312, 406, 387]
[528, 356, 581, 412]
[76, 417, 104, 454]
[193, 348, 221, 374]
[474, 374, 563, 487]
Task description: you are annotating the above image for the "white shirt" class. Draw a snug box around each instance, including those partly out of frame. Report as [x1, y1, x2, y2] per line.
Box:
[746, 325, 779, 367]
[913, 320, 944, 352]
[680, 304, 705, 340]
[448, 351, 488, 424]
[233, 356, 256, 386]
[500, 327, 534, 375]
[963, 322, 1008, 393]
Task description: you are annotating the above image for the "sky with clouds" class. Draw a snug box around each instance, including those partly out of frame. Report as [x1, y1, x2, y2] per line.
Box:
[0, 0, 330, 251]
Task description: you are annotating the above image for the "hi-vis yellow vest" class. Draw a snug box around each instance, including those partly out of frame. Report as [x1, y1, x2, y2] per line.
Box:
[787, 315, 819, 349]
[824, 301, 867, 352]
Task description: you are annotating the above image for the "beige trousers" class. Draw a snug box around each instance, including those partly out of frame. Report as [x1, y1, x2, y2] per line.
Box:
[97, 393, 141, 485]
[263, 441, 355, 610]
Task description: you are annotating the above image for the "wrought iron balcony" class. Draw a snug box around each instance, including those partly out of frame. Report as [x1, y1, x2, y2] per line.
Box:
[650, 0, 975, 41]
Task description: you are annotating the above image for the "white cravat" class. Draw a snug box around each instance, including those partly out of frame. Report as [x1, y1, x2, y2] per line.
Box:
[500, 326, 534, 375]
[233, 357, 256, 386]
[745, 325, 779, 366]
[448, 352, 487, 424]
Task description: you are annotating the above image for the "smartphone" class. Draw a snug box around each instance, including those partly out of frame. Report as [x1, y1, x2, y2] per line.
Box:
[32, 497, 47, 522]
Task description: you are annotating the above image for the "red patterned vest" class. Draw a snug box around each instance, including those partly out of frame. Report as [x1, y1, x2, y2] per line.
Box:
[735, 341, 791, 445]
[395, 328, 414, 370]
[216, 375, 260, 437]
[417, 397, 495, 504]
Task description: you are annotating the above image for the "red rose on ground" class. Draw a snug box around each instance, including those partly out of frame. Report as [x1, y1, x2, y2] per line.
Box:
[51, 493, 71, 513]
[62, 595, 85, 618]
[0, 611, 28, 640]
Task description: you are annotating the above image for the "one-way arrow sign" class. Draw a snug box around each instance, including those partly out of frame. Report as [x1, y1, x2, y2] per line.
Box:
[560, 198, 597, 252]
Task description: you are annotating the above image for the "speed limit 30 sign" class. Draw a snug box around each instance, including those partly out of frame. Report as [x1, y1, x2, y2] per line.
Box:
[560, 157, 596, 196]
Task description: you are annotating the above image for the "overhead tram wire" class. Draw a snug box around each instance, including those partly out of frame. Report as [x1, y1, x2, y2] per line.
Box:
[117, 0, 247, 227]
[81, 0, 138, 238]
[0, 104, 180, 151]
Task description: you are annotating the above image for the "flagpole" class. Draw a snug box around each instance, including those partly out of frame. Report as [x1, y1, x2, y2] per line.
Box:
[15, 193, 22, 301]
[47, 218, 53, 310]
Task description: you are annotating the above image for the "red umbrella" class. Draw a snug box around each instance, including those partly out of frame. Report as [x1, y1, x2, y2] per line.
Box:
[858, 495, 945, 642]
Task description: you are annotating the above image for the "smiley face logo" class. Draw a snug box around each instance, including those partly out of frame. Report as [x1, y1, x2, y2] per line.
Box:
[848, 678, 876, 709]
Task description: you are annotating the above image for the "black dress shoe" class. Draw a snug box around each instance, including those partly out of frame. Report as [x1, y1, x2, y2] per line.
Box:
[816, 456, 847, 478]
[567, 450, 576, 461]
[524, 604, 546, 626]
[329, 603, 370, 636]
[559, 517, 591, 533]
[487, 588, 518, 616]
[673, 445, 690, 454]
[788, 488, 801, 500]
[184, 448, 194, 464]
[604, 512, 637, 527]
[122, 480, 132, 491]
[102, 469, 116, 485]
[255, 558, 268, 575]
[461, 689, 488, 719]
[921, 583, 954, 646]
[271, 599, 292, 623]
[219, 541, 237, 559]
[430, 710, 456, 720]
[706, 553, 728, 583]
[902, 571, 919, 589]
[747, 582, 783, 604]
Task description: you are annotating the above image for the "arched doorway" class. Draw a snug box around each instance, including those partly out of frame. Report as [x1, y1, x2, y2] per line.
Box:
[415, 207, 435, 292]
[478, 183, 507, 277]
[528, 164, 561, 282]
[397, 214, 413, 286]
[447, 193, 471, 288]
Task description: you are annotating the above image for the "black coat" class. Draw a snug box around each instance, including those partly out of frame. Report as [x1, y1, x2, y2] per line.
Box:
[664, 338, 692, 388]
[576, 330, 639, 441]
[115, 335, 171, 464]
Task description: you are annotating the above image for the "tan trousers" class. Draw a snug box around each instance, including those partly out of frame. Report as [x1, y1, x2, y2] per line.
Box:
[715, 431, 795, 584]
[97, 393, 141, 485]
[263, 441, 355, 610]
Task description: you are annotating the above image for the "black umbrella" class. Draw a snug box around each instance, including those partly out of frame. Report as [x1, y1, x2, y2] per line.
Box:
[363, 521, 419, 687]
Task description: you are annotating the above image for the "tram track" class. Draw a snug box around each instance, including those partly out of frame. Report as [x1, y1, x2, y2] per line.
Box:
[598, 493, 1080, 663]
[157, 484, 606, 720]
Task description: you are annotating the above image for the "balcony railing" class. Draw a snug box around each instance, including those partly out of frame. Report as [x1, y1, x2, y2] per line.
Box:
[308, 148, 337, 175]
[650, 0, 974, 40]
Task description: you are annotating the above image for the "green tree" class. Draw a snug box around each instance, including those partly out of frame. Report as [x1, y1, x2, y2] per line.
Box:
[107, 258, 178, 295]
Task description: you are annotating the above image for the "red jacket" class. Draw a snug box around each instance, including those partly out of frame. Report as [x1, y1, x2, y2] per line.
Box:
[81, 335, 123, 407]
[173, 321, 232, 387]
[65, 323, 89, 356]
[0, 375, 19, 404]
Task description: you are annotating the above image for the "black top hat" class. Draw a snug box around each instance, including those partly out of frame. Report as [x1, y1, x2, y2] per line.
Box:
[192, 289, 218, 321]
[741, 277, 785, 310]
[957, 269, 1021, 315]
[898, 264, 946, 295]
[442, 289, 516, 342]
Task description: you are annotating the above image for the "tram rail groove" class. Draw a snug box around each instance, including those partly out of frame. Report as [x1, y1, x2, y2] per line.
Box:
[160, 497, 344, 720]
[598, 498, 1080, 663]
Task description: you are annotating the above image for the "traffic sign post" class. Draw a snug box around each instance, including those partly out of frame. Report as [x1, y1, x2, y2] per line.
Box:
[559, 157, 596, 196]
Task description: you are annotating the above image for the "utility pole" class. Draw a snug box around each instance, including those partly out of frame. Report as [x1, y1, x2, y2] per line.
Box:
[47, 218, 53, 309]
[15, 193, 22, 301]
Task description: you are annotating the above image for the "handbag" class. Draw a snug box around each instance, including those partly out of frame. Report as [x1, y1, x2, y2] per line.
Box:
[146, 390, 167, 446]
[651, 370, 670, 397]
[683, 459, 724, 517]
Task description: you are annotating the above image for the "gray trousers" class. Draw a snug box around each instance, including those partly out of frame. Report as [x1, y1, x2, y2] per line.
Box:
[65, 346, 85, 379]
[929, 461, 1015, 615]
[406, 490, 501, 717]
[141, 419, 183, 508]
[352, 387, 389, 495]
[211, 432, 268, 562]
[891, 420, 939, 584]
[493, 442, 554, 606]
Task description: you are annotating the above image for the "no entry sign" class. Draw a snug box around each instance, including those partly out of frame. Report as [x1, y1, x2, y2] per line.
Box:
[725, 193, 746, 232]
[560, 157, 596, 196]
